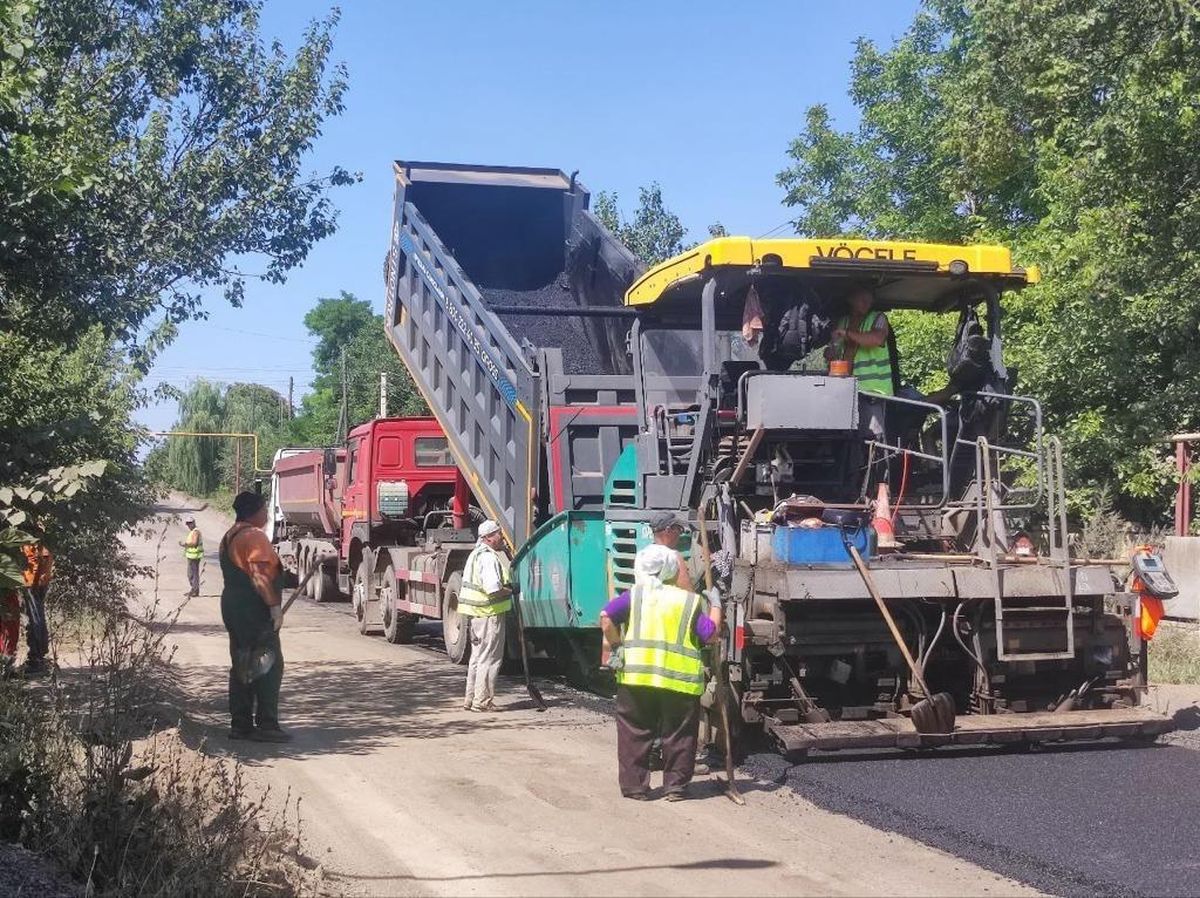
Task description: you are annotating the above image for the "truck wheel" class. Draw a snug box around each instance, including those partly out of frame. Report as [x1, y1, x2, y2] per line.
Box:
[381, 563, 417, 644]
[356, 558, 376, 636]
[442, 571, 470, 665]
[313, 564, 339, 604]
[302, 549, 317, 598]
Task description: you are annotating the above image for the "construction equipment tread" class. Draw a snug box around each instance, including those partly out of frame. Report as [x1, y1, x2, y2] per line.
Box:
[766, 707, 1172, 754]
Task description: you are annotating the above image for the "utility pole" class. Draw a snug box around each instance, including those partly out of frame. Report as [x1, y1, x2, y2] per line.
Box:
[380, 371, 388, 419]
[335, 347, 348, 444]
[288, 376, 294, 419]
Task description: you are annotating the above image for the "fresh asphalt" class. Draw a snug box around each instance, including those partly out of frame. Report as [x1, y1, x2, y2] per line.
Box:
[749, 723, 1200, 898]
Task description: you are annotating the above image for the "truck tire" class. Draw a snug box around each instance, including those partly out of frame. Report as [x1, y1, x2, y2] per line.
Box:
[302, 549, 317, 598]
[313, 564, 339, 604]
[381, 562, 417, 644]
[442, 571, 470, 665]
[356, 558, 376, 636]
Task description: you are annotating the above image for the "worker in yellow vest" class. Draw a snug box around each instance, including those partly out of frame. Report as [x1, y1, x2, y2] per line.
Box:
[180, 516, 203, 597]
[459, 520, 512, 712]
[600, 544, 722, 801]
[827, 286, 894, 439]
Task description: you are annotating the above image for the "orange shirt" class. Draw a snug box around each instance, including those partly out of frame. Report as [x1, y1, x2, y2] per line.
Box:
[223, 523, 282, 602]
[22, 544, 52, 588]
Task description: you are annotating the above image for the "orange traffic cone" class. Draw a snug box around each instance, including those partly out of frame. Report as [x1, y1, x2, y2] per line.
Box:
[873, 482, 898, 551]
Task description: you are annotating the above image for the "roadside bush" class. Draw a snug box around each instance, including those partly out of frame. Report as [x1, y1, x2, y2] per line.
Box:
[1149, 625, 1200, 686]
[0, 580, 315, 896]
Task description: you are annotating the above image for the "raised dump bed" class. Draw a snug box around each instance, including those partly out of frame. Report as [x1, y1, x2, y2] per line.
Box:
[384, 162, 646, 632]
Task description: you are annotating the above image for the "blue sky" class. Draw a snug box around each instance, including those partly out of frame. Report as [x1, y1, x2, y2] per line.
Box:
[138, 0, 920, 432]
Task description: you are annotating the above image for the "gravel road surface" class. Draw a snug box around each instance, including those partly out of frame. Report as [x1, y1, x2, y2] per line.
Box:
[125, 497, 1033, 897]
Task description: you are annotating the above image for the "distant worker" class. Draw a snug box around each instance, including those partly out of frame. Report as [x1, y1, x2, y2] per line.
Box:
[460, 520, 512, 712]
[637, 512, 692, 591]
[180, 515, 203, 597]
[0, 586, 17, 673]
[600, 545, 722, 801]
[827, 286, 893, 438]
[21, 539, 53, 676]
[220, 491, 290, 742]
[0, 537, 53, 676]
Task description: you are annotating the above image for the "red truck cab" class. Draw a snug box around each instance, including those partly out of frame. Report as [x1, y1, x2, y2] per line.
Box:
[340, 417, 458, 578]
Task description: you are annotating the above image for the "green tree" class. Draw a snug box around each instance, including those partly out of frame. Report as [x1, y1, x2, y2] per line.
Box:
[594, 183, 687, 265]
[292, 293, 426, 444]
[164, 381, 226, 496]
[0, 0, 354, 584]
[776, 0, 1200, 520]
[0, 0, 355, 356]
[303, 291, 377, 372]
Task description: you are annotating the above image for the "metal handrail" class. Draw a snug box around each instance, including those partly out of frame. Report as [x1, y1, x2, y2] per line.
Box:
[860, 391, 952, 509]
[953, 391, 1045, 509]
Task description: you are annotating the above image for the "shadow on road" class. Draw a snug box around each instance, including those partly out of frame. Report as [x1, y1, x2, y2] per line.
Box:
[327, 856, 778, 884]
[176, 654, 602, 762]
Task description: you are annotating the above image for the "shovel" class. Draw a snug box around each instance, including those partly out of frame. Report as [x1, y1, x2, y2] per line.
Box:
[239, 565, 319, 684]
[845, 541, 956, 735]
[695, 502, 745, 806]
[511, 588, 547, 711]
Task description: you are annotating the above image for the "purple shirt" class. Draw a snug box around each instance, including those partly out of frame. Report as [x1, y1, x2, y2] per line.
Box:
[602, 589, 716, 644]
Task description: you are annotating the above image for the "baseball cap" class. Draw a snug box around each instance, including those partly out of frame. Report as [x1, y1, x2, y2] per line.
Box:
[649, 511, 686, 533]
[478, 520, 502, 538]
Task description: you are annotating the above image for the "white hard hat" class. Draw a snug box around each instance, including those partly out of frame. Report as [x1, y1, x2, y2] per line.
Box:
[634, 544, 679, 583]
[478, 520, 502, 538]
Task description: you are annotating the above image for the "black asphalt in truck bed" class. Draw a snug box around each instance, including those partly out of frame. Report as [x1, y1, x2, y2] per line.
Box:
[481, 283, 613, 375]
[756, 739, 1200, 897]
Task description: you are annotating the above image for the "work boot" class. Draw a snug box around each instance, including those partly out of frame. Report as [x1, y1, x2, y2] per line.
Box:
[21, 659, 50, 678]
[228, 727, 256, 741]
[251, 726, 293, 743]
[664, 787, 688, 802]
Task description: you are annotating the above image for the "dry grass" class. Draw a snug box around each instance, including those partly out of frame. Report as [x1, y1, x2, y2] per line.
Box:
[0, 522, 319, 897]
[1150, 623, 1200, 686]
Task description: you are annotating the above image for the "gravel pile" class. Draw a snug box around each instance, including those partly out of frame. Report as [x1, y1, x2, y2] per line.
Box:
[481, 280, 616, 375]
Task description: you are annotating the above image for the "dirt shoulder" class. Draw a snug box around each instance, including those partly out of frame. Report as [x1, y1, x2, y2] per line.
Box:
[126, 496, 1037, 898]
[0, 842, 82, 897]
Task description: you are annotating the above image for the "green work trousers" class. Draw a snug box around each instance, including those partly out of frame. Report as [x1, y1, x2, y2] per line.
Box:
[228, 629, 282, 732]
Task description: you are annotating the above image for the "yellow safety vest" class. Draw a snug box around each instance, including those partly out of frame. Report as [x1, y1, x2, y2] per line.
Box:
[616, 583, 705, 696]
[839, 311, 894, 396]
[184, 530, 204, 561]
[458, 543, 512, 617]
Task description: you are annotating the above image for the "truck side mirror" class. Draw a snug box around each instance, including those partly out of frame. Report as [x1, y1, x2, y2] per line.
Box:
[323, 447, 336, 474]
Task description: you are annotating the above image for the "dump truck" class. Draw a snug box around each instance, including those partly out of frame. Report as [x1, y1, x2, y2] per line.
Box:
[383, 158, 1172, 752]
[269, 415, 484, 647]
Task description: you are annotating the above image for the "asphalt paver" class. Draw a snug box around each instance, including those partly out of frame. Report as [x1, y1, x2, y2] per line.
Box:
[775, 740, 1200, 897]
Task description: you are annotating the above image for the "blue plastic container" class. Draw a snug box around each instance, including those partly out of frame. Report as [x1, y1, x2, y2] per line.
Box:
[771, 524, 874, 566]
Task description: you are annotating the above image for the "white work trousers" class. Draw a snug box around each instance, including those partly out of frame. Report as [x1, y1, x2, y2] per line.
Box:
[464, 614, 507, 708]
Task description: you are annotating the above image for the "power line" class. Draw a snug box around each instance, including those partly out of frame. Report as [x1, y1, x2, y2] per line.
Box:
[193, 323, 317, 343]
[757, 217, 798, 238]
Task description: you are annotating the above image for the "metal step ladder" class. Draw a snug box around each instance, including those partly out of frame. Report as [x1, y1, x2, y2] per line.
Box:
[977, 436, 1075, 662]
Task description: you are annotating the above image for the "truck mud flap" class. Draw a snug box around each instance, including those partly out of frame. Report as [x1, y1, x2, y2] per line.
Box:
[765, 707, 1174, 754]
